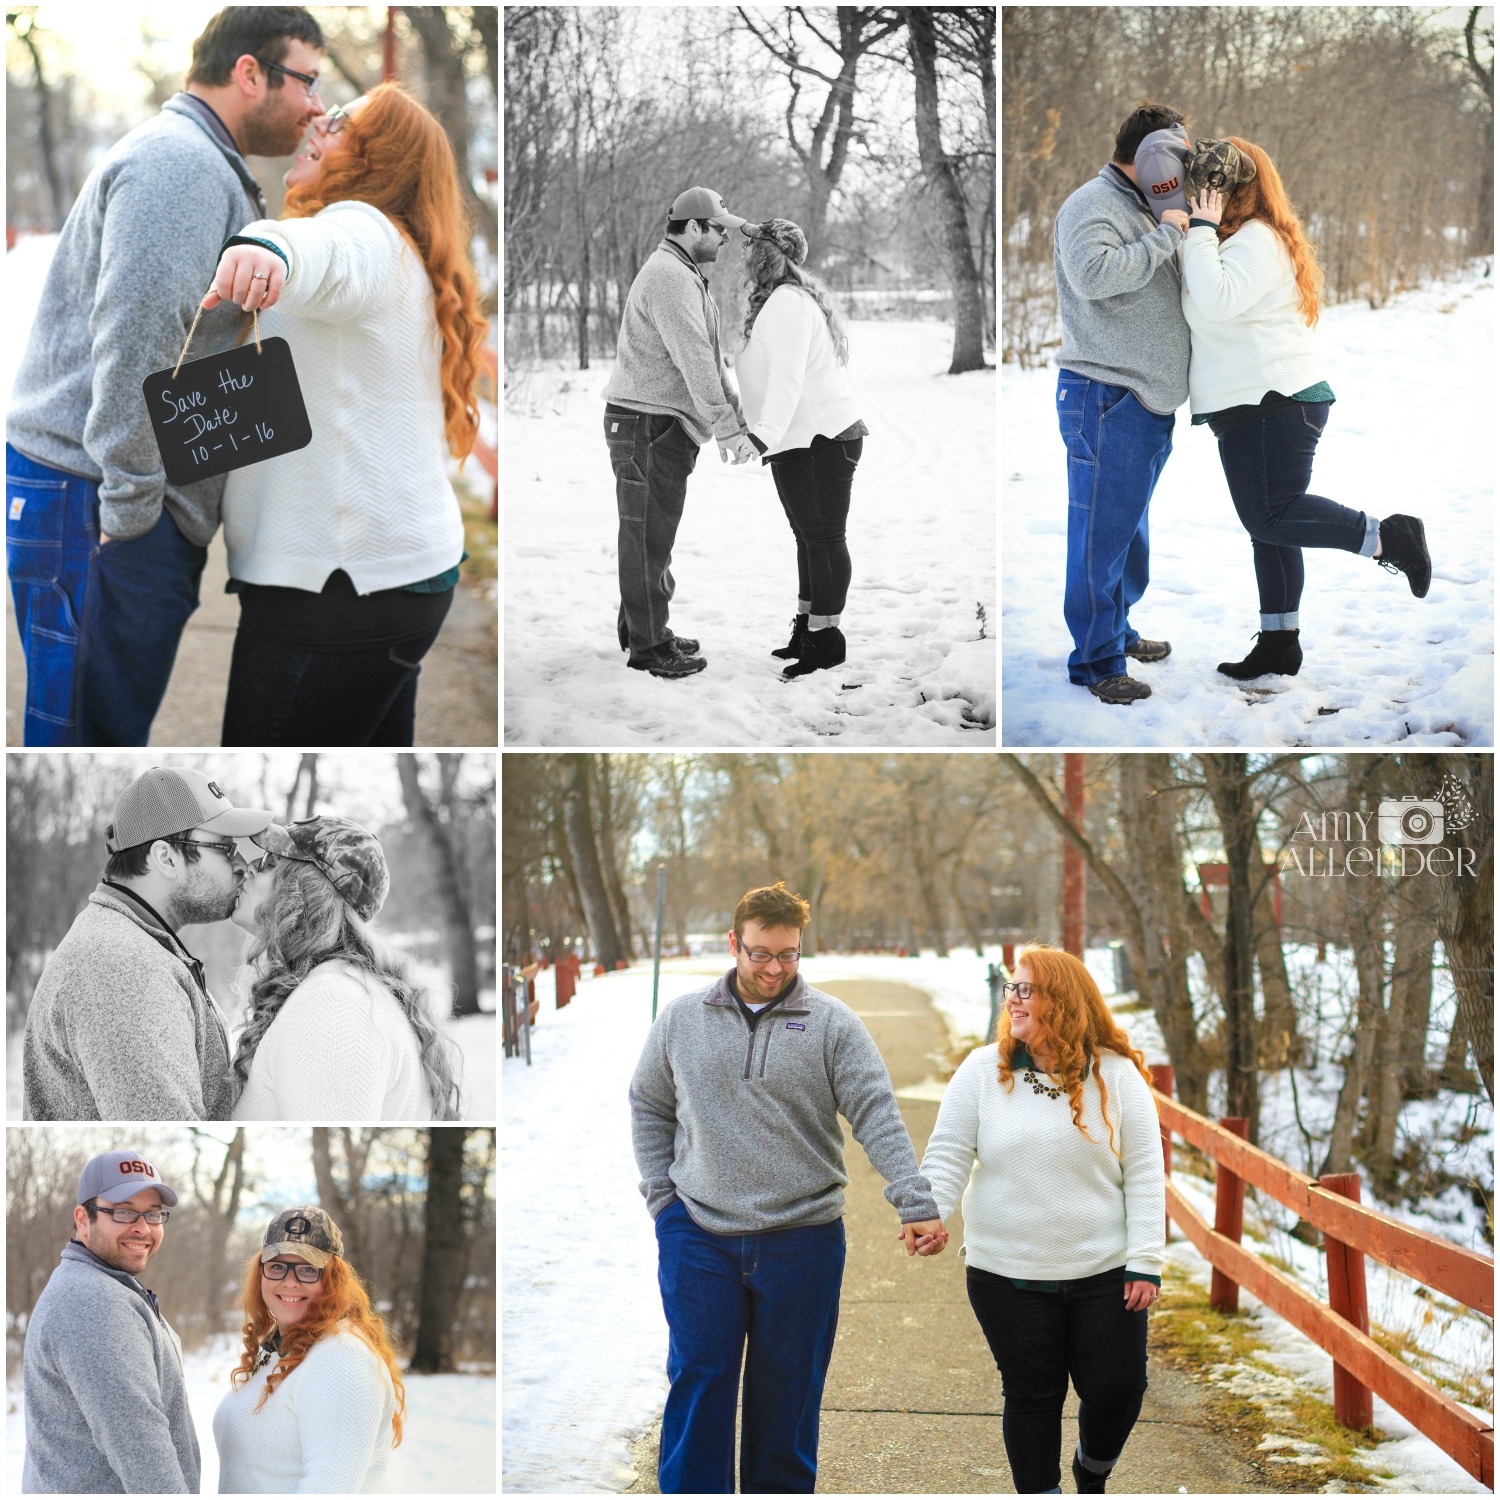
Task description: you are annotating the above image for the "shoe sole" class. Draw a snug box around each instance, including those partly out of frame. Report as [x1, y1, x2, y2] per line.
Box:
[628, 661, 706, 679]
[1124, 648, 1170, 662]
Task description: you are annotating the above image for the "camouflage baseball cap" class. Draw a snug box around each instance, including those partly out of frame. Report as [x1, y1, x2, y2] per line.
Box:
[250, 816, 389, 920]
[261, 1205, 343, 1268]
[741, 218, 808, 267]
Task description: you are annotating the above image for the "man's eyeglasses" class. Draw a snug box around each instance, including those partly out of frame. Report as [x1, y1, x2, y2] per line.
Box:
[95, 1206, 170, 1225]
[263, 1261, 325, 1283]
[1001, 981, 1034, 1000]
[164, 836, 239, 861]
[741, 947, 801, 965]
[255, 56, 321, 96]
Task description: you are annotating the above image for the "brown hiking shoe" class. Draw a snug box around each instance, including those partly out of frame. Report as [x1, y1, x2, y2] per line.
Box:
[1124, 637, 1172, 662]
[1086, 674, 1152, 704]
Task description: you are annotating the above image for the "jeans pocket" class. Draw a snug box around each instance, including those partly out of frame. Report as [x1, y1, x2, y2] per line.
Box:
[1299, 404, 1328, 435]
[387, 645, 423, 674]
[6, 475, 68, 585]
[605, 411, 644, 484]
[1056, 376, 1088, 443]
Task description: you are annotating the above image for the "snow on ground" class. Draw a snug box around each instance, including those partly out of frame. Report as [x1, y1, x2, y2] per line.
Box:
[1002, 264, 1495, 746]
[505, 321, 995, 746]
[6, 1333, 496, 1492]
[502, 946, 1490, 1493]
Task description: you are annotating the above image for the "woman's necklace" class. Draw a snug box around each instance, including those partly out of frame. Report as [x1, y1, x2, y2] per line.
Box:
[1023, 1063, 1065, 1099]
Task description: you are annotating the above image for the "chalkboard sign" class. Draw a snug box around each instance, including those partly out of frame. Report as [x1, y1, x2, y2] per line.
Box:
[142, 336, 312, 486]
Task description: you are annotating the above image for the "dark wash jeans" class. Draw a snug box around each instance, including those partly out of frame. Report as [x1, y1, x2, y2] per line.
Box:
[221, 598, 453, 746]
[5, 442, 205, 745]
[1215, 402, 1373, 628]
[1056, 371, 1174, 685]
[766, 435, 863, 616]
[605, 408, 700, 654]
[654, 1197, 846, 1494]
[966, 1265, 1148, 1494]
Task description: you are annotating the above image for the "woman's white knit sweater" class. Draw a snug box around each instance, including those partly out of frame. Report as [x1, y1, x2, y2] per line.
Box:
[1180, 217, 1325, 415]
[920, 1045, 1165, 1282]
[232, 961, 433, 1121]
[736, 284, 863, 456]
[221, 200, 464, 593]
[212, 1327, 395, 1493]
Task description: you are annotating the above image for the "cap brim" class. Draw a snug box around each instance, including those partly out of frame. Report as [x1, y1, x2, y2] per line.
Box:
[97, 1182, 179, 1208]
[261, 1241, 333, 1268]
[200, 806, 274, 837]
[716, 213, 748, 231]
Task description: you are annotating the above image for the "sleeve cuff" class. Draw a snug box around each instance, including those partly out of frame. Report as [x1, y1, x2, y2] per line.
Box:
[748, 432, 767, 454]
[1187, 219, 1218, 231]
[1123, 1269, 1162, 1286]
[220, 234, 290, 275]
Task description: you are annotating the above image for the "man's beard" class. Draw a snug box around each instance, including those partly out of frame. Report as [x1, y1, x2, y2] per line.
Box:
[238, 98, 306, 158]
[86, 1234, 155, 1273]
[171, 882, 240, 927]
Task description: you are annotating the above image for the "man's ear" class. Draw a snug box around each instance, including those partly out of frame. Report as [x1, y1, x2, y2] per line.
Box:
[727, 930, 738, 953]
[231, 52, 264, 98]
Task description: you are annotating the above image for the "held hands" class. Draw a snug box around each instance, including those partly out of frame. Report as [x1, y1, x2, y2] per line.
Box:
[898, 1219, 949, 1257]
[1123, 1279, 1160, 1311]
[1187, 187, 1224, 225]
[718, 432, 758, 466]
[1160, 209, 1190, 235]
[201, 245, 285, 313]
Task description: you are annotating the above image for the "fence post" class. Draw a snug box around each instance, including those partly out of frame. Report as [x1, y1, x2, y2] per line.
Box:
[556, 953, 575, 1009]
[1320, 1172, 1374, 1430]
[987, 963, 1001, 1042]
[1209, 1117, 1250, 1312]
[1149, 1064, 1174, 1245]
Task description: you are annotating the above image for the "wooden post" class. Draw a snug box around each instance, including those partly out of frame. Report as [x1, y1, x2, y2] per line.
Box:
[1150, 1065, 1175, 1245]
[1209, 1117, 1250, 1312]
[1321, 1172, 1374, 1430]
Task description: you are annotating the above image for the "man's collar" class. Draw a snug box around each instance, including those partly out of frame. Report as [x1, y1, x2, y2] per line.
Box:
[710, 967, 810, 1012]
[1105, 162, 1153, 213]
[97, 880, 207, 984]
[660, 237, 709, 285]
[166, 92, 268, 217]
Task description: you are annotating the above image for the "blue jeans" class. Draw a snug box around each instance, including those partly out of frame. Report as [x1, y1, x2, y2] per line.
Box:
[1056, 372, 1175, 684]
[5, 443, 205, 744]
[967, 1266, 1149, 1495]
[654, 1198, 846, 1494]
[1215, 403, 1377, 628]
[605, 408, 700, 654]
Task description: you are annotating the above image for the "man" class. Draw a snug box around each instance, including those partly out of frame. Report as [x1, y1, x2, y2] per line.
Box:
[6, 7, 326, 745]
[629, 881, 946, 1493]
[23, 1150, 197, 1493]
[23, 765, 273, 1120]
[1053, 100, 1193, 705]
[602, 186, 760, 680]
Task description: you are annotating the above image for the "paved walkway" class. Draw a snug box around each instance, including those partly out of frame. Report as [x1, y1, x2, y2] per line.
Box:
[5, 531, 497, 746]
[627, 977, 1273, 1494]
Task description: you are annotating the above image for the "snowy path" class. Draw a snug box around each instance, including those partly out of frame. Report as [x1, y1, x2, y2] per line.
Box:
[504, 322, 995, 745]
[1001, 266, 1495, 746]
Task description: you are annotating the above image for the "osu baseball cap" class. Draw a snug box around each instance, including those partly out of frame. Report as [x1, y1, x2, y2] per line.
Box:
[78, 1150, 180, 1208]
[1134, 125, 1191, 219]
[667, 186, 747, 232]
[262, 1206, 343, 1268]
[250, 816, 390, 921]
[105, 767, 273, 853]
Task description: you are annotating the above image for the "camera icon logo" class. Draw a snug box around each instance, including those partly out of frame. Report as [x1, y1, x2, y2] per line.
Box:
[1377, 797, 1444, 846]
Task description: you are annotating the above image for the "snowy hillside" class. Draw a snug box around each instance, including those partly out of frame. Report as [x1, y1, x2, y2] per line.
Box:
[1002, 264, 1495, 746]
[505, 322, 995, 745]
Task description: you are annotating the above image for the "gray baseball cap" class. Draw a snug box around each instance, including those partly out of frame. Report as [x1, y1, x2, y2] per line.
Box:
[77, 1150, 179, 1208]
[1134, 125, 1191, 219]
[106, 766, 273, 853]
[668, 186, 747, 231]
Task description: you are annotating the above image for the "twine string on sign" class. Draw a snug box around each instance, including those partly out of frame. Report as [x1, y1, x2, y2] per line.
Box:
[171, 299, 261, 380]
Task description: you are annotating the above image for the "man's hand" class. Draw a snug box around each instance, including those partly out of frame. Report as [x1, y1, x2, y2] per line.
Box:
[1187, 187, 1224, 225]
[1123, 1279, 1160, 1311]
[202, 244, 285, 313]
[898, 1219, 949, 1257]
[1160, 209, 1190, 234]
[718, 433, 758, 465]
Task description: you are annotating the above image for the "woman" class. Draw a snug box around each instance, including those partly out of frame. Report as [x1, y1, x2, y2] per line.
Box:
[229, 815, 462, 1120]
[915, 946, 1164, 1495]
[214, 1206, 404, 1492]
[1179, 137, 1432, 681]
[734, 219, 868, 677]
[203, 83, 488, 745]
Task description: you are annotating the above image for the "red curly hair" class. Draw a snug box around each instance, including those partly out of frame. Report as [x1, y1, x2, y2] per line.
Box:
[284, 82, 488, 458]
[998, 945, 1153, 1157]
[230, 1252, 407, 1446]
[1213, 136, 1324, 329]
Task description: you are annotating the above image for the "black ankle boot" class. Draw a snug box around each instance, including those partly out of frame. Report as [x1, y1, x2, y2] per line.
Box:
[1072, 1451, 1113, 1494]
[1377, 514, 1431, 597]
[782, 625, 845, 678]
[771, 614, 808, 660]
[1217, 629, 1302, 681]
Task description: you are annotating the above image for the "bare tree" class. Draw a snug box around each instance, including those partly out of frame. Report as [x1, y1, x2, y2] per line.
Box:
[560, 754, 626, 968]
[408, 1127, 470, 1373]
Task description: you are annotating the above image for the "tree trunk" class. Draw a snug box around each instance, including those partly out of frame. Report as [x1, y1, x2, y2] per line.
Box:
[397, 756, 482, 1016]
[311, 1127, 369, 1270]
[594, 756, 635, 959]
[409, 1128, 470, 1373]
[1248, 826, 1301, 1067]
[199, 1129, 245, 1334]
[559, 754, 624, 968]
[1321, 918, 1384, 1177]
[904, 8, 988, 374]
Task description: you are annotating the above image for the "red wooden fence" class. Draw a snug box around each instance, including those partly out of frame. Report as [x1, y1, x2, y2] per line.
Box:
[1149, 1065, 1493, 1487]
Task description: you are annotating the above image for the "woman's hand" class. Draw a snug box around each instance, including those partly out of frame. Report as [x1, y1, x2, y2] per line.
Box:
[899, 1220, 949, 1257]
[1188, 187, 1225, 225]
[1123, 1279, 1160, 1311]
[202, 245, 285, 313]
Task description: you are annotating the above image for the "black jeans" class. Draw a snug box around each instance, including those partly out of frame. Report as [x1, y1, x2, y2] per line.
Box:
[605, 407, 699, 653]
[1215, 403, 1375, 628]
[966, 1266, 1148, 1494]
[766, 435, 862, 616]
[221, 593, 453, 746]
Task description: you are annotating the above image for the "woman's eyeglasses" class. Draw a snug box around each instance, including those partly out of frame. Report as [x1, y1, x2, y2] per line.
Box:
[263, 1261, 324, 1283]
[320, 103, 352, 136]
[245, 849, 279, 875]
[1001, 981, 1034, 1000]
